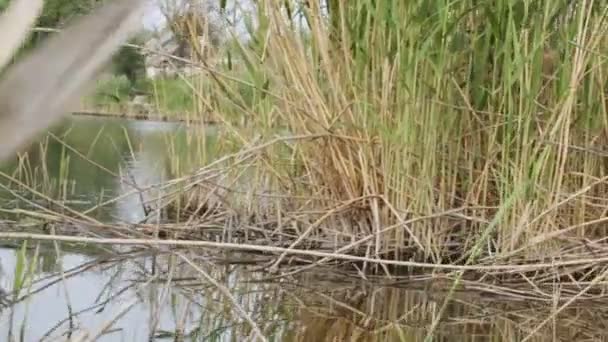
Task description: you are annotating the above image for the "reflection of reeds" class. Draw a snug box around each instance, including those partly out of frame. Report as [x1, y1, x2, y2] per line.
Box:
[13, 247, 608, 341]
[282, 275, 608, 342]
[2, 242, 607, 341]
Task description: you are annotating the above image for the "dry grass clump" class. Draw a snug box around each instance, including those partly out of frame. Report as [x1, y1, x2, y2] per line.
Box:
[162, 0, 608, 272]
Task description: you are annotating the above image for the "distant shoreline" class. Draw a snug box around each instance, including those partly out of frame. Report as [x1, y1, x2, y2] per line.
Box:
[71, 110, 217, 125]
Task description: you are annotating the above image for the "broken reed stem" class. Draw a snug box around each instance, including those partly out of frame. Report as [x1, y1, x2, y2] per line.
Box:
[1, 232, 608, 273]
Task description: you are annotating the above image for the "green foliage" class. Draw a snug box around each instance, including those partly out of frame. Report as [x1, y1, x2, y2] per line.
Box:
[89, 75, 200, 117]
[37, 0, 101, 27]
[11, 242, 38, 300]
[90, 74, 133, 106]
[111, 37, 147, 85]
[146, 77, 196, 113]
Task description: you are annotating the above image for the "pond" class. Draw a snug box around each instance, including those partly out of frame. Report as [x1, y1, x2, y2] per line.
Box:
[0, 116, 604, 341]
[0, 116, 217, 223]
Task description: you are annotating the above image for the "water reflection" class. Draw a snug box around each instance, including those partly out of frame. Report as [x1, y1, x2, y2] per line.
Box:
[0, 116, 216, 223]
[0, 116, 220, 340]
[0, 243, 605, 341]
[0, 246, 199, 341]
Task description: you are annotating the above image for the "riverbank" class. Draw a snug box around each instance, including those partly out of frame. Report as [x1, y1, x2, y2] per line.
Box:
[72, 109, 218, 125]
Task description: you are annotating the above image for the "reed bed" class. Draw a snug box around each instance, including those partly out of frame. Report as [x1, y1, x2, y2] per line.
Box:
[148, 1, 608, 277]
[3, 142, 608, 299]
[4, 1, 608, 340]
[1, 2, 608, 337]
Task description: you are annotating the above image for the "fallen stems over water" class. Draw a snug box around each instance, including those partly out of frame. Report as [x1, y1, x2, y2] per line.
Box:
[1, 232, 608, 274]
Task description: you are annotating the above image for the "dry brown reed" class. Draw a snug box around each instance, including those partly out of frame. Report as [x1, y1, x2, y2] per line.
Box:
[139, 0, 608, 288]
[3, 4, 608, 338]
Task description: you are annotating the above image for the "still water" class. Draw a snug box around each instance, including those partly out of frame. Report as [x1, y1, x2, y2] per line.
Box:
[0, 116, 603, 341]
[0, 116, 218, 341]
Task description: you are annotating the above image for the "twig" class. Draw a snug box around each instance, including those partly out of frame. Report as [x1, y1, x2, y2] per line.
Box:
[176, 253, 268, 342]
[0, 232, 607, 272]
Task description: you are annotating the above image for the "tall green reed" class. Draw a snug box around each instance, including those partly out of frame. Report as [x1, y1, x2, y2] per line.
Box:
[175, 0, 608, 264]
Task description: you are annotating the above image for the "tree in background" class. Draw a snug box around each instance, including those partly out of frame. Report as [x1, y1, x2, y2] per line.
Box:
[37, 0, 102, 28]
[112, 36, 148, 87]
[157, 0, 224, 62]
